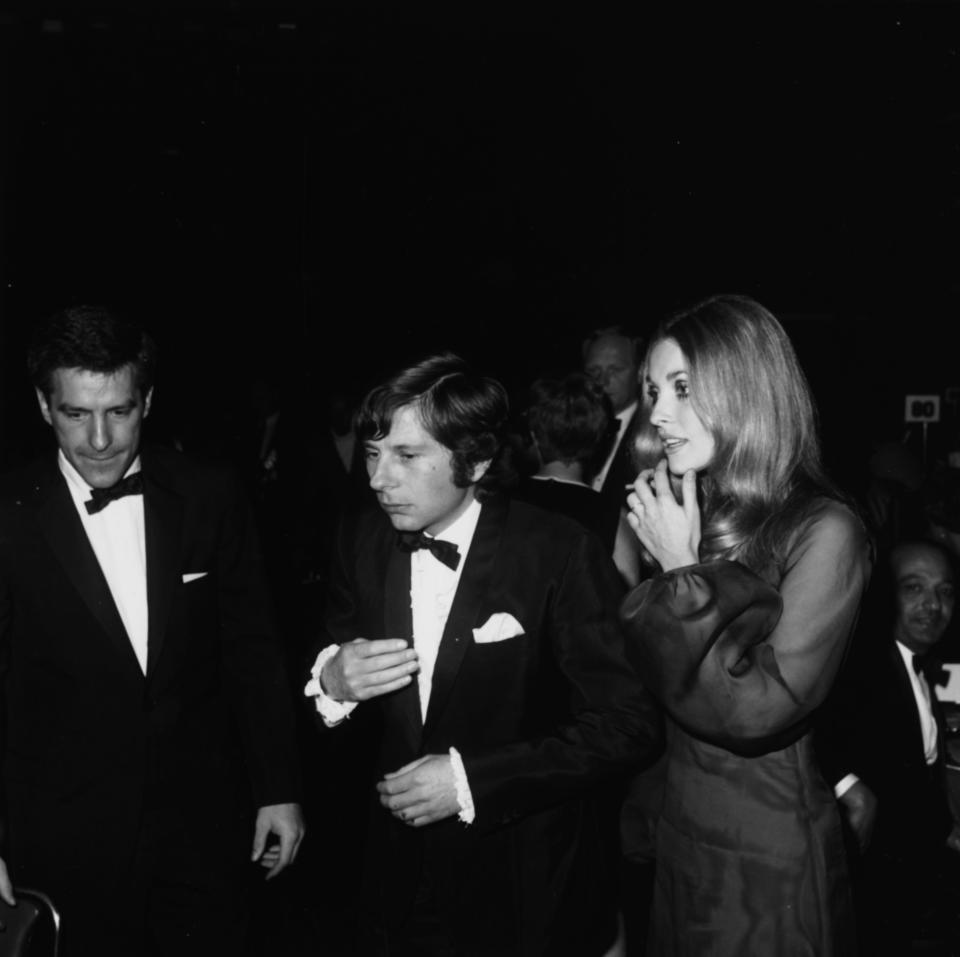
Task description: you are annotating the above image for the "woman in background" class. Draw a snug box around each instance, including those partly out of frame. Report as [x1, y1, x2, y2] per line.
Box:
[620, 294, 872, 955]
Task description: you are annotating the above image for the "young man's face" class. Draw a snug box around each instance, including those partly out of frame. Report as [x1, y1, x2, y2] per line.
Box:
[364, 403, 488, 536]
[37, 364, 152, 489]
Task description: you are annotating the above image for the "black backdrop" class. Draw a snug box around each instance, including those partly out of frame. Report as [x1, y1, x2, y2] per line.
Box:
[1, 2, 958, 490]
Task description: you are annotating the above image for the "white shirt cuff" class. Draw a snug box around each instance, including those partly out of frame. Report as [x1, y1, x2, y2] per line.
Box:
[303, 644, 358, 728]
[834, 773, 859, 800]
[448, 747, 475, 825]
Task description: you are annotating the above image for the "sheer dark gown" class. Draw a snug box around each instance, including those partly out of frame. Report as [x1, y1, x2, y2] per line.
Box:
[619, 500, 872, 956]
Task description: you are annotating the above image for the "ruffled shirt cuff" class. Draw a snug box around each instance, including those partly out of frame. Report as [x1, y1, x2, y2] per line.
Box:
[304, 644, 358, 727]
[449, 746, 475, 824]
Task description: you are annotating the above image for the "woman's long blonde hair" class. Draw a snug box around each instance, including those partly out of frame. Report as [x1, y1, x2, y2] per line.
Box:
[632, 294, 842, 573]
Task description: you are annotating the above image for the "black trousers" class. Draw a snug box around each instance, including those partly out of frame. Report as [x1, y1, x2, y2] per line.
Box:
[24, 811, 257, 957]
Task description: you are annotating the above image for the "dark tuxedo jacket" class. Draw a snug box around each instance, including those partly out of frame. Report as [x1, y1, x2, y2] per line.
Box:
[596, 407, 638, 518]
[323, 496, 662, 956]
[817, 635, 953, 862]
[0, 445, 301, 912]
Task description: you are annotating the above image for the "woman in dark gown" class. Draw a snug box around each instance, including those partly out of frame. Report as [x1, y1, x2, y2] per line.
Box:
[619, 295, 873, 955]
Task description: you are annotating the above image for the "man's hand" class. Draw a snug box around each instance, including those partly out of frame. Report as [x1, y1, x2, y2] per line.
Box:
[323, 638, 418, 702]
[251, 802, 305, 880]
[947, 824, 960, 854]
[838, 780, 878, 853]
[0, 856, 14, 906]
[377, 755, 460, 827]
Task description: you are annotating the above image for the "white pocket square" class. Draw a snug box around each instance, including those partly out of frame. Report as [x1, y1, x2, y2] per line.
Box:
[472, 612, 525, 644]
[182, 572, 208, 583]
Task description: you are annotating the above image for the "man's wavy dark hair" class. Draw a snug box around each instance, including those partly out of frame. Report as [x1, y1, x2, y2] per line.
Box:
[27, 304, 157, 399]
[357, 353, 509, 500]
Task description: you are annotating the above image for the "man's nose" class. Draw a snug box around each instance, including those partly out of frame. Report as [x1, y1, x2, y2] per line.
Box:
[88, 416, 112, 451]
[368, 457, 392, 491]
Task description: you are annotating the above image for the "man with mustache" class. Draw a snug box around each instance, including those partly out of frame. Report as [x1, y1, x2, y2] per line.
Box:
[819, 539, 960, 953]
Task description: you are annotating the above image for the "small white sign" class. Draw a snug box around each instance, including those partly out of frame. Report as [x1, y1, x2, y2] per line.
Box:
[905, 394, 940, 423]
[936, 663, 960, 703]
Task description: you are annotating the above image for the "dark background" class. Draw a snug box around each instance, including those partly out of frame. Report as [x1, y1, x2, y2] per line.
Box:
[1, 1, 959, 492]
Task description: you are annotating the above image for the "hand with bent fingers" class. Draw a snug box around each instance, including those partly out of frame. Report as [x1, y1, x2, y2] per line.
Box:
[377, 754, 460, 827]
[625, 459, 701, 571]
[322, 638, 419, 702]
[838, 780, 877, 853]
[251, 802, 306, 880]
[947, 824, 960, 854]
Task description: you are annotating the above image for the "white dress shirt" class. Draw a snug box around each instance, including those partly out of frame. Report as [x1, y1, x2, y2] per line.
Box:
[305, 499, 484, 822]
[59, 451, 149, 674]
[409, 499, 481, 722]
[896, 640, 939, 766]
[592, 400, 637, 491]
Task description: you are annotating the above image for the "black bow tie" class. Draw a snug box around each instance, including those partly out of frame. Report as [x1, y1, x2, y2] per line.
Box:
[85, 472, 144, 515]
[912, 653, 945, 686]
[396, 530, 461, 571]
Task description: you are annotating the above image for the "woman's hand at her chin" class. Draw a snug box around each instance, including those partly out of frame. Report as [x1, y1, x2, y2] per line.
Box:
[625, 459, 701, 572]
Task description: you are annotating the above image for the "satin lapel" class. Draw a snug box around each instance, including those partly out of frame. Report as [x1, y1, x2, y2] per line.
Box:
[922, 657, 950, 767]
[143, 469, 184, 676]
[423, 498, 505, 736]
[35, 472, 141, 674]
[381, 541, 421, 752]
[892, 644, 933, 759]
[932, 685, 949, 769]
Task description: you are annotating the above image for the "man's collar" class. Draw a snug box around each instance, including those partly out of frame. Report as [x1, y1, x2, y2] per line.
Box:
[616, 400, 638, 425]
[895, 640, 928, 669]
[426, 497, 482, 552]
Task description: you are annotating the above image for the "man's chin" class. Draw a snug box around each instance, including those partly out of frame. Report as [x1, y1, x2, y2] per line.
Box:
[384, 514, 420, 531]
[379, 506, 428, 532]
[77, 461, 127, 489]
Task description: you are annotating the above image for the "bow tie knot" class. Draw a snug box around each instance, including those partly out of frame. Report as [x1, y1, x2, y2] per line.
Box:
[912, 653, 946, 686]
[85, 472, 144, 515]
[396, 530, 461, 571]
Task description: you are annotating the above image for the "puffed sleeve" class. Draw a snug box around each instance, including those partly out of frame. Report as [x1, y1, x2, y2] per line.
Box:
[619, 501, 872, 755]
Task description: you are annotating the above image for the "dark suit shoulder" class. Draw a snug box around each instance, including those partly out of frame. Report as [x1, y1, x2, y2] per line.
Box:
[336, 500, 396, 545]
[0, 456, 61, 508]
[500, 496, 601, 554]
[140, 444, 247, 500]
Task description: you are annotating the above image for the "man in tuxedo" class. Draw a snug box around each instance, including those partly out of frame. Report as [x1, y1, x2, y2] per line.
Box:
[0, 306, 305, 956]
[304, 353, 661, 956]
[582, 326, 644, 512]
[818, 539, 960, 953]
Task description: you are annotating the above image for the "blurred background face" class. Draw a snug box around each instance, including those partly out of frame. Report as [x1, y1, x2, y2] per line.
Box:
[584, 334, 639, 414]
[37, 365, 151, 489]
[892, 543, 956, 654]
